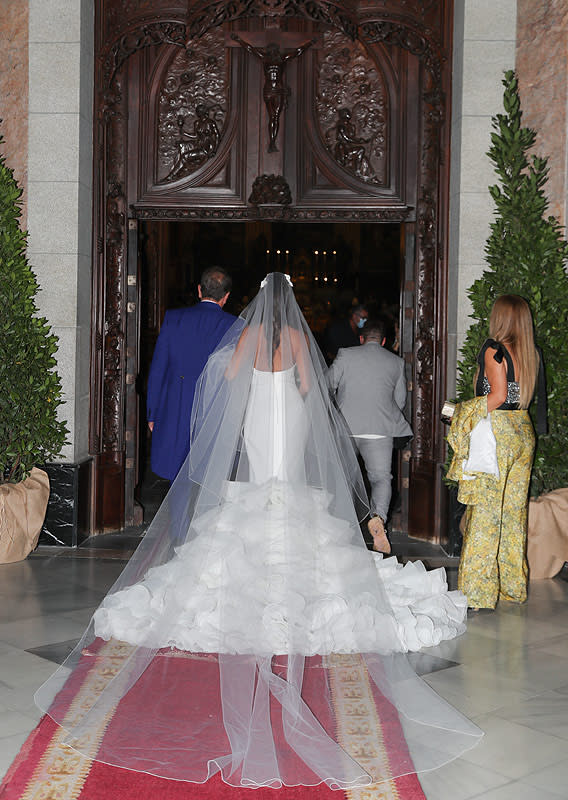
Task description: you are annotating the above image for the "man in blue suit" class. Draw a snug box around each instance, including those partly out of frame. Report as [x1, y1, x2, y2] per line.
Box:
[147, 266, 236, 481]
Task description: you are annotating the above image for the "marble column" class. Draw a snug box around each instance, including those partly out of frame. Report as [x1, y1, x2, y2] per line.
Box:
[27, 0, 95, 542]
[447, 0, 518, 396]
[27, 0, 94, 464]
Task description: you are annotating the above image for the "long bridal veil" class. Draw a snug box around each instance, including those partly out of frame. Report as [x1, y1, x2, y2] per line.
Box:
[35, 272, 481, 788]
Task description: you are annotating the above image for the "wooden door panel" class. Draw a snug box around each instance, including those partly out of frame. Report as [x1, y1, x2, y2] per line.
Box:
[132, 25, 419, 210]
[92, 0, 453, 540]
[299, 31, 394, 202]
[136, 33, 249, 207]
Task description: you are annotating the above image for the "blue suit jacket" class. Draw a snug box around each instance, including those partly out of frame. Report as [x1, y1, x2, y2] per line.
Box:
[147, 301, 236, 480]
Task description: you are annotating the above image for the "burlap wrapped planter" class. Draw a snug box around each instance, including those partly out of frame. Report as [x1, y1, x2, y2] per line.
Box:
[0, 468, 50, 564]
[527, 488, 568, 579]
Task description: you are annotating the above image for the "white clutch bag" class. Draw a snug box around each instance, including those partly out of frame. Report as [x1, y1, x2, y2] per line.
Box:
[462, 415, 499, 478]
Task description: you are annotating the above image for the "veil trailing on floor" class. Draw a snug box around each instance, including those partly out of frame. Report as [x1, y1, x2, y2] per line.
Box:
[35, 272, 481, 788]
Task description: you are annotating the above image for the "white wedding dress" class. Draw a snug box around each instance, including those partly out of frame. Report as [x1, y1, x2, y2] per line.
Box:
[39, 274, 481, 790]
[94, 365, 466, 653]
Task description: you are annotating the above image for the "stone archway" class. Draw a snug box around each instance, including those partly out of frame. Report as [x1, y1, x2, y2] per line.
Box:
[91, 0, 453, 538]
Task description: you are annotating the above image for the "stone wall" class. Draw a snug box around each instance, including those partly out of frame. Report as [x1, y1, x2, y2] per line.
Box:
[516, 0, 568, 227]
[448, 0, 518, 396]
[0, 0, 29, 220]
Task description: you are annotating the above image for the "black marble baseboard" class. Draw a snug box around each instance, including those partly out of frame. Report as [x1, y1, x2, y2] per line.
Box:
[39, 460, 92, 547]
[445, 485, 465, 557]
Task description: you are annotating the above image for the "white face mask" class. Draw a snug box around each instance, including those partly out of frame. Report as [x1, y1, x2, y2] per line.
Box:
[356, 317, 367, 329]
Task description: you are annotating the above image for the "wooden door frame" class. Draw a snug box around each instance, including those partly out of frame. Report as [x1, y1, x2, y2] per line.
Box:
[91, 0, 452, 539]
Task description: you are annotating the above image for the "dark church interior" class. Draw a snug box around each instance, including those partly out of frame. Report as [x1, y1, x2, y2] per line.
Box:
[136, 220, 402, 521]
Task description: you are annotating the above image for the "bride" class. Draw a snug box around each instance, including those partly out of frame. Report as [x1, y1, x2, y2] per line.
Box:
[36, 272, 481, 789]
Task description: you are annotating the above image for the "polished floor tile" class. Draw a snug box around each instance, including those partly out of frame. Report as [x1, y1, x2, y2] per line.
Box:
[459, 713, 568, 779]
[493, 689, 568, 740]
[468, 780, 565, 799]
[464, 610, 568, 646]
[0, 613, 90, 650]
[0, 684, 43, 717]
[418, 757, 510, 800]
[423, 664, 533, 718]
[521, 757, 568, 796]
[0, 649, 59, 690]
[0, 732, 30, 778]
[0, 709, 41, 738]
[473, 648, 568, 694]
[531, 633, 568, 658]
[0, 531, 567, 800]
[420, 627, 506, 667]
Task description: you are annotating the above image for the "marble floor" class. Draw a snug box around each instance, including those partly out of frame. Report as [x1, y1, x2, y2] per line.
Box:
[0, 533, 567, 799]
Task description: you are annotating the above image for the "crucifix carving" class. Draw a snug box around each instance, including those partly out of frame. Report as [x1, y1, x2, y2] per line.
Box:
[231, 33, 317, 152]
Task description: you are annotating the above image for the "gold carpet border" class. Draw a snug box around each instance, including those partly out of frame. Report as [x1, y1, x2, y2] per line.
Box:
[326, 654, 400, 800]
[20, 646, 404, 799]
[21, 640, 135, 800]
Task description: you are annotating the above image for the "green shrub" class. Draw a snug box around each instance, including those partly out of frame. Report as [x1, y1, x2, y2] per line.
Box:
[454, 70, 568, 496]
[0, 134, 68, 483]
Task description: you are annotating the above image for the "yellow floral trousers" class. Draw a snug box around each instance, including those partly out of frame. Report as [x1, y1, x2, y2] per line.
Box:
[458, 410, 535, 609]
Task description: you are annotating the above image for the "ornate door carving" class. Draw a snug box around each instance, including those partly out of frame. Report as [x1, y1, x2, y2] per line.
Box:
[92, 0, 452, 541]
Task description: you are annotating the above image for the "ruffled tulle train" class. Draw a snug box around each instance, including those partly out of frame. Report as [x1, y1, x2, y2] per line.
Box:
[94, 480, 466, 654]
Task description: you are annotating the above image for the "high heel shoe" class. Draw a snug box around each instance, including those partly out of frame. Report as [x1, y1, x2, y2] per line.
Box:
[368, 515, 391, 555]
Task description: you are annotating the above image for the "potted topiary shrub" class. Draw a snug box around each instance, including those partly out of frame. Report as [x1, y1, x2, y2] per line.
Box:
[0, 133, 68, 563]
[449, 71, 568, 574]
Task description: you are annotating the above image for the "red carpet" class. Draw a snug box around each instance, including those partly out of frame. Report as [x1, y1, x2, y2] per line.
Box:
[0, 644, 426, 800]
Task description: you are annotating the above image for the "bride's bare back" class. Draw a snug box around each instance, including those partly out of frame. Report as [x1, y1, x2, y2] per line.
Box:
[229, 324, 311, 393]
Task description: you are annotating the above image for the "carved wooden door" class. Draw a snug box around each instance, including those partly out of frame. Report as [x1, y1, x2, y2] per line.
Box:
[92, 0, 453, 540]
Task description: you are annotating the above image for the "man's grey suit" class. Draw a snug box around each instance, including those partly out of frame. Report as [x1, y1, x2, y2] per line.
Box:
[328, 341, 412, 522]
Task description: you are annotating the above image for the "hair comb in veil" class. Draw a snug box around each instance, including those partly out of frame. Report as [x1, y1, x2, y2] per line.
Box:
[260, 273, 293, 289]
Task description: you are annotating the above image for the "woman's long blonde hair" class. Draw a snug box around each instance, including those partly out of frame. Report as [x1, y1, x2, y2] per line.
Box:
[489, 294, 538, 408]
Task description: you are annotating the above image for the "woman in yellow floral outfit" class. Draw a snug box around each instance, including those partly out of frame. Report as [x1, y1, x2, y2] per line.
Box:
[457, 295, 540, 609]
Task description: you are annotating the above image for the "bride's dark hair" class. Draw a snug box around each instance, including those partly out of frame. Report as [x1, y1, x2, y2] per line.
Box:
[272, 302, 282, 357]
[267, 273, 296, 358]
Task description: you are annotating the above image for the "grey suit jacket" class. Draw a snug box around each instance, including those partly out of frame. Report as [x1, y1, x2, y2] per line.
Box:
[328, 342, 413, 437]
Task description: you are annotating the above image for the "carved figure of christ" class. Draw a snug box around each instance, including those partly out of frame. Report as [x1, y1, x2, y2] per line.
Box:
[230, 32, 317, 152]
